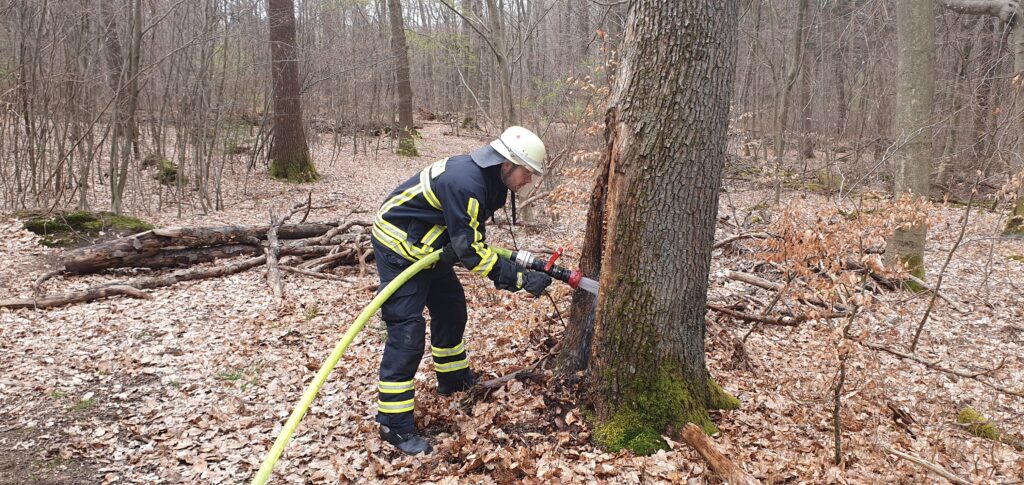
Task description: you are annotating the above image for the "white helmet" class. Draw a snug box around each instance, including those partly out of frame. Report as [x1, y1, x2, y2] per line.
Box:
[490, 126, 547, 175]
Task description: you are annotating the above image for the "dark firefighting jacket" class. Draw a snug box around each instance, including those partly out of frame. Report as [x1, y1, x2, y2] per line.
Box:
[372, 150, 523, 291]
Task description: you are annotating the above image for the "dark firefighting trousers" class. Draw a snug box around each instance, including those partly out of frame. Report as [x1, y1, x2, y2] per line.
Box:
[372, 239, 474, 433]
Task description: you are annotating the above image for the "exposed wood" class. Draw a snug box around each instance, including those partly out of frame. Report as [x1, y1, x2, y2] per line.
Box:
[680, 423, 761, 485]
[726, 270, 782, 291]
[843, 259, 897, 291]
[266, 211, 285, 302]
[881, 445, 969, 485]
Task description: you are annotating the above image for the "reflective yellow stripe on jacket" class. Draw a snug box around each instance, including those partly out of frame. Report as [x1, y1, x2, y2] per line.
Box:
[372, 159, 450, 262]
[467, 198, 497, 276]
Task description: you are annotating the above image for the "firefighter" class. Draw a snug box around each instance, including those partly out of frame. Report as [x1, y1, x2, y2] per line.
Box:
[371, 126, 553, 455]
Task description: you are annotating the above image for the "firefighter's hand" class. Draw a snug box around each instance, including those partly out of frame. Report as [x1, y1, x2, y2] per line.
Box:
[521, 271, 552, 297]
[438, 244, 460, 266]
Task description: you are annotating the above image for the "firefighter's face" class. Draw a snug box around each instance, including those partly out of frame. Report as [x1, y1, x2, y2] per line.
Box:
[500, 162, 534, 193]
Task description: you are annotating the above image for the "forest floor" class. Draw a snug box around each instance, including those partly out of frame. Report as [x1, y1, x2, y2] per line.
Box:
[1, 124, 1022, 484]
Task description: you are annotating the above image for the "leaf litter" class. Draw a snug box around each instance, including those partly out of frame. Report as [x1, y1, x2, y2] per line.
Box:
[1, 125, 1022, 483]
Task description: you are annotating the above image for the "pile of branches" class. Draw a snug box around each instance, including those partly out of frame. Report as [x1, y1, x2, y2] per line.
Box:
[2, 200, 374, 309]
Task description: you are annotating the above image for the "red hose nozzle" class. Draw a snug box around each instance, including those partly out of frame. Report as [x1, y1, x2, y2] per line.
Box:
[544, 247, 563, 272]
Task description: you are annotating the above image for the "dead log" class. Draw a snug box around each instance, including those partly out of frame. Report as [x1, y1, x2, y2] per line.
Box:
[108, 245, 262, 271]
[0, 256, 267, 309]
[61, 223, 339, 274]
[0, 285, 151, 310]
[679, 423, 760, 485]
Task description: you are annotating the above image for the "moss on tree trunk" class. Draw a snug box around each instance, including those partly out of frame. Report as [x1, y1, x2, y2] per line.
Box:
[269, 155, 319, 183]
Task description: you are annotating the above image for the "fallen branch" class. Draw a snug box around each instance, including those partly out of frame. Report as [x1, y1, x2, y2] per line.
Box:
[881, 445, 969, 485]
[707, 303, 808, 326]
[726, 271, 849, 312]
[1, 256, 267, 309]
[278, 265, 349, 282]
[680, 423, 760, 485]
[905, 275, 964, 313]
[0, 284, 151, 309]
[713, 232, 772, 250]
[860, 340, 1024, 399]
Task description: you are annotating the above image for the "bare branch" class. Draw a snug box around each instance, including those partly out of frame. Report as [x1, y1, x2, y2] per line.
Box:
[934, 0, 1019, 22]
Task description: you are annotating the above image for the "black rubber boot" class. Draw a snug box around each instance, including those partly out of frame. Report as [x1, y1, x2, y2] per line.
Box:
[379, 425, 433, 455]
[437, 369, 477, 396]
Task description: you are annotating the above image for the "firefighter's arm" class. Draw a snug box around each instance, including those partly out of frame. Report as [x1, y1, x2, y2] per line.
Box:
[439, 188, 548, 294]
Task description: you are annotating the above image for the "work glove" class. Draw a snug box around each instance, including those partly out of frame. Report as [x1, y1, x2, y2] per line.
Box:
[437, 244, 460, 266]
[520, 270, 552, 297]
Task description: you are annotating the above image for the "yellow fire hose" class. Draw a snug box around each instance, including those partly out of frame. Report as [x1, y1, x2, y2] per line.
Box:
[251, 247, 514, 484]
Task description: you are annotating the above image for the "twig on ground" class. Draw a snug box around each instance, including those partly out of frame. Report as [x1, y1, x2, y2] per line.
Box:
[881, 445, 969, 485]
[0, 284, 151, 309]
[32, 269, 63, 293]
[859, 340, 1023, 399]
[713, 231, 772, 250]
[278, 265, 349, 282]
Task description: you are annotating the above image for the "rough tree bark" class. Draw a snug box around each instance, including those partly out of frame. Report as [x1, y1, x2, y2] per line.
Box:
[388, 0, 418, 156]
[886, 0, 934, 280]
[590, 0, 740, 455]
[268, 0, 318, 182]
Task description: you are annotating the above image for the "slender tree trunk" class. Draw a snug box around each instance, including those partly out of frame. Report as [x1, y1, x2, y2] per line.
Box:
[773, 0, 808, 203]
[591, 0, 740, 455]
[388, 0, 418, 156]
[484, 0, 517, 126]
[799, 27, 815, 160]
[886, 0, 934, 279]
[937, 19, 978, 192]
[268, 0, 317, 182]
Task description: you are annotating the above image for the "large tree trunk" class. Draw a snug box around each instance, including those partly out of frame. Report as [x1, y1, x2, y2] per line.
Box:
[590, 0, 740, 455]
[886, 0, 934, 279]
[268, 0, 318, 182]
[388, 0, 418, 156]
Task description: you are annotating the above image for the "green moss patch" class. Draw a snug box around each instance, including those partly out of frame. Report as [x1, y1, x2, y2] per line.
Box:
[269, 159, 320, 183]
[396, 137, 419, 156]
[594, 372, 735, 455]
[155, 159, 184, 186]
[1006, 215, 1024, 235]
[1009, 255, 1024, 263]
[17, 210, 153, 247]
[957, 407, 1023, 450]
